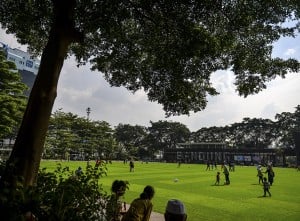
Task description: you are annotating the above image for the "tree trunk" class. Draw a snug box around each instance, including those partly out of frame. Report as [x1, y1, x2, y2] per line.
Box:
[1, 0, 81, 187]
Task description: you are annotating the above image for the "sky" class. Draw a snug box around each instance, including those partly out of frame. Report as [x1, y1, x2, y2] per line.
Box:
[1, 28, 300, 132]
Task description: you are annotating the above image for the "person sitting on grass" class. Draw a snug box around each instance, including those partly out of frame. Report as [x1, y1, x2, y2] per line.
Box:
[121, 185, 155, 221]
[106, 180, 129, 221]
[164, 199, 187, 221]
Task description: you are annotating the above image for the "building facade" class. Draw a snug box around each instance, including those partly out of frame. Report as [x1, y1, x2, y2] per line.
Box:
[163, 142, 296, 166]
[1, 42, 40, 95]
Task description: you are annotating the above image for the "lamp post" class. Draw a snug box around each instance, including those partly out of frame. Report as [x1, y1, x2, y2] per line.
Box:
[84, 107, 91, 160]
[86, 107, 91, 120]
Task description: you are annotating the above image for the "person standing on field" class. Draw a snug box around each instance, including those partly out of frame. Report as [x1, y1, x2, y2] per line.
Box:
[206, 161, 210, 171]
[215, 172, 221, 185]
[129, 160, 135, 172]
[223, 165, 230, 185]
[265, 165, 275, 185]
[262, 177, 271, 197]
[257, 167, 264, 184]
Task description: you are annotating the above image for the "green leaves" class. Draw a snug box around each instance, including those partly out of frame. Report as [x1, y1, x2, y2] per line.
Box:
[0, 162, 108, 221]
[0, 51, 28, 139]
[1, 1, 299, 115]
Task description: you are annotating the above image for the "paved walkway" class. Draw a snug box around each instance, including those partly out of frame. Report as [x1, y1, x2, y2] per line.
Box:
[150, 211, 164, 221]
[125, 204, 164, 221]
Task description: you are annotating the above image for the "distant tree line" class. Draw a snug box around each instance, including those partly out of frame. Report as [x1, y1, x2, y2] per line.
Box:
[42, 105, 299, 160]
[191, 106, 300, 150]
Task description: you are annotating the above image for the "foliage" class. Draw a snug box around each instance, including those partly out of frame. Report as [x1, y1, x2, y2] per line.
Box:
[146, 120, 190, 152]
[1, 1, 299, 116]
[191, 126, 229, 143]
[88, 121, 118, 160]
[0, 161, 109, 221]
[275, 105, 300, 148]
[45, 110, 116, 161]
[115, 124, 148, 158]
[229, 118, 276, 148]
[45, 110, 81, 160]
[191, 106, 300, 149]
[0, 50, 28, 139]
[44, 106, 300, 161]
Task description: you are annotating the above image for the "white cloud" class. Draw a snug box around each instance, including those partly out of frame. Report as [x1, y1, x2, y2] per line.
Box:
[0, 29, 27, 50]
[284, 48, 296, 56]
[210, 70, 236, 94]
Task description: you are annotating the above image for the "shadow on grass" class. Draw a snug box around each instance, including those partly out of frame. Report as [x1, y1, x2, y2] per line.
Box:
[257, 196, 271, 198]
[210, 184, 228, 186]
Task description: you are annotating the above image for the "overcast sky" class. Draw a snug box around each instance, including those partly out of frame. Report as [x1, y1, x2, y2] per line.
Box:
[1, 29, 300, 132]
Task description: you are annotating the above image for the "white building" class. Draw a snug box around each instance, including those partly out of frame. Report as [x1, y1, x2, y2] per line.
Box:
[1, 42, 40, 75]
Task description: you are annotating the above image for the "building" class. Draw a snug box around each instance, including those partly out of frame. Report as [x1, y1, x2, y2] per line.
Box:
[0, 41, 40, 95]
[163, 142, 296, 166]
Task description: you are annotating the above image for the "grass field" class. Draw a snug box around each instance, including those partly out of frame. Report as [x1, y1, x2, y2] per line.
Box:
[41, 160, 300, 221]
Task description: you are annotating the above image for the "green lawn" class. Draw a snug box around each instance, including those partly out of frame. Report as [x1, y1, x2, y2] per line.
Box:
[41, 160, 300, 221]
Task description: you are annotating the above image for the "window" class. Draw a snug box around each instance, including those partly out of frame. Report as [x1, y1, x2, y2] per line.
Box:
[26, 60, 33, 68]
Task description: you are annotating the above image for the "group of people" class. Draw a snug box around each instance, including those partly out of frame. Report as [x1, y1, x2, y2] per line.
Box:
[214, 164, 230, 185]
[84, 161, 275, 221]
[213, 162, 275, 197]
[257, 164, 275, 197]
[206, 161, 218, 170]
[107, 180, 187, 221]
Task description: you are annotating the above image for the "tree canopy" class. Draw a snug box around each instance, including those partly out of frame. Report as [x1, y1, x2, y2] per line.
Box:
[1, 0, 299, 115]
[0, 0, 300, 186]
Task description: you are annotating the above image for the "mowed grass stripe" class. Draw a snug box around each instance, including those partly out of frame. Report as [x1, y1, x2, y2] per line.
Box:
[40, 160, 300, 221]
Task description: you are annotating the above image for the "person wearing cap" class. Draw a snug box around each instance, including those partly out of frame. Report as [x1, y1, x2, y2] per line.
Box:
[121, 185, 155, 221]
[164, 199, 187, 221]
